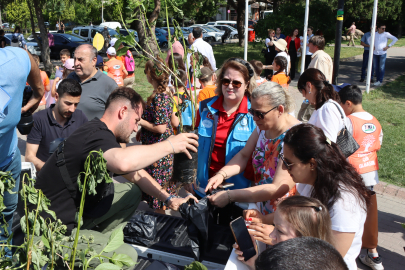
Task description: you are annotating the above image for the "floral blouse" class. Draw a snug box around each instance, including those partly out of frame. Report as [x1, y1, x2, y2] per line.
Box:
[252, 127, 295, 215]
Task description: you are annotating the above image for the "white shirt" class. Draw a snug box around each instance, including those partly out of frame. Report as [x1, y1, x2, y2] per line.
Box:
[297, 183, 367, 270]
[302, 34, 314, 55]
[272, 51, 290, 75]
[187, 38, 217, 71]
[308, 99, 351, 143]
[346, 112, 383, 187]
[265, 38, 272, 52]
[373, 31, 398, 55]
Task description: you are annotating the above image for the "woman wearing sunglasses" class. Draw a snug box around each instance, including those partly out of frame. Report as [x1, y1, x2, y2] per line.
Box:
[205, 81, 299, 216]
[297, 68, 350, 142]
[186, 58, 257, 197]
[279, 123, 370, 270]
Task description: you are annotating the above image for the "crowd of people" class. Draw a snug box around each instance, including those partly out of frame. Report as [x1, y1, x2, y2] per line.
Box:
[0, 23, 396, 270]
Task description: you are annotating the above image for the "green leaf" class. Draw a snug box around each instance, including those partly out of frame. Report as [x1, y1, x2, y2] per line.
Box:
[94, 263, 122, 270]
[116, 46, 130, 57]
[42, 235, 50, 249]
[45, 209, 57, 220]
[185, 261, 208, 270]
[103, 226, 124, 253]
[111, 253, 136, 266]
[126, 19, 136, 24]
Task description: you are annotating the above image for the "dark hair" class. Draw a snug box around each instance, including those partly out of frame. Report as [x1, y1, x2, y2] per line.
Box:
[168, 53, 186, 72]
[338, 85, 362, 105]
[144, 56, 170, 105]
[308, 26, 314, 31]
[297, 68, 340, 110]
[377, 23, 386, 29]
[283, 123, 370, 211]
[62, 68, 74, 80]
[315, 29, 324, 36]
[14, 26, 21, 33]
[171, 69, 188, 88]
[255, 237, 348, 270]
[309, 35, 325, 50]
[248, 59, 264, 77]
[192, 27, 203, 39]
[290, 28, 299, 37]
[273, 56, 291, 84]
[0, 29, 4, 35]
[105, 87, 144, 111]
[60, 49, 71, 57]
[57, 78, 82, 97]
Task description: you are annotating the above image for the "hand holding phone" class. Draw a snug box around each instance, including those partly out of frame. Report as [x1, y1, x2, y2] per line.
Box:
[230, 217, 257, 261]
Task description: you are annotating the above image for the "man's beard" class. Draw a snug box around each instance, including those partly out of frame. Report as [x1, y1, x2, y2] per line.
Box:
[116, 117, 131, 144]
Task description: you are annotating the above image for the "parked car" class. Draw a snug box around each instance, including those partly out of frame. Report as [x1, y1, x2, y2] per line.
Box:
[155, 29, 168, 48]
[2, 22, 10, 28]
[72, 25, 119, 43]
[181, 27, 210, 44]
[119, 28, 139, 43]
[214, 25, 238, 39]
[206, 20, 237, 28]
[100, 22, 122, 30]
[26, 31, 57, 42]
[155, 27, 169, 38]
[189, 25, 222, 42]
[4, 34, 41, 57]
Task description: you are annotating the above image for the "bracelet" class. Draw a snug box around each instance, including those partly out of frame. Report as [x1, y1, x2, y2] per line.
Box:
[167, 139, 175, 154]
[226, 190, 232, 204]
[164, 194, 176, 206]
[216, 170, 227, 180]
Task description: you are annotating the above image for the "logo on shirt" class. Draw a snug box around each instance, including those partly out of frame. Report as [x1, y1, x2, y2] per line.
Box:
[113, 65, 121, 70]
[240, 118, 248, 126]
[362, 123, 376, 134]
[206, 112, 214, 120]
[202, 119, 213, 129]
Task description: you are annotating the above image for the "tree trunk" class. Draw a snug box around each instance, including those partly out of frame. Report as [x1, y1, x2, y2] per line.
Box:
[236, 0, 245, 47]
[0, 5, 3, 28]
[31, 0, 53, 73]
[133, 5, 159, 56]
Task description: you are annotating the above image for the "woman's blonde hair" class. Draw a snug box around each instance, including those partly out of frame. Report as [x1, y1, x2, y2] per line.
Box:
[268, 29, 275, 35]
[251, 81, 294, 113]
[277, 196, 334, 245]
[215, 58, 257, 98]
[144, 56, 170, 105]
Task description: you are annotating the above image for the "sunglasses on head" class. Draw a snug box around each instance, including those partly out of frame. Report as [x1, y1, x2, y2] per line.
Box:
[222, 78, 243, 88]
[248, 106, 278, 119]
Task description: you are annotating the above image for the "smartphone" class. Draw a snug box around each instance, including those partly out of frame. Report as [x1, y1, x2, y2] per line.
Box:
[230, 217, 257, 261]
[218, 182, 235, 189]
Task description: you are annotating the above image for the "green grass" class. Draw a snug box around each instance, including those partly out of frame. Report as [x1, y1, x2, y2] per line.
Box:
[393, 37, 405, 47]
[362, 75, 405, 186]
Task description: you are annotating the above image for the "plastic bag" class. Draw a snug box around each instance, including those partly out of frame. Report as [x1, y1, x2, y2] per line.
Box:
[124, 213, 158, 247]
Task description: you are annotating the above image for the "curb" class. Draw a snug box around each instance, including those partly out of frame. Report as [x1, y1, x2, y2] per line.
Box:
[374, 181, 405, 200]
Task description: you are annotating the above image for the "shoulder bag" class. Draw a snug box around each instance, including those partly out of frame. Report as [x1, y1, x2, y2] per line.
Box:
[331, 102, 360, 158]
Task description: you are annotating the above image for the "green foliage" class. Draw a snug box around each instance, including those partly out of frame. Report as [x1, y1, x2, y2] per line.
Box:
[254, 1, 335, 42]
[5, 0, 30, 25]
[185, 261, 208, 270]
[46, 0, 75, 23]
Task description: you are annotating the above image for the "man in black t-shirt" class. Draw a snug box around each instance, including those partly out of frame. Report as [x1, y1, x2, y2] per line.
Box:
[26, 79, 88, 171]
[34, 86, 198, 235]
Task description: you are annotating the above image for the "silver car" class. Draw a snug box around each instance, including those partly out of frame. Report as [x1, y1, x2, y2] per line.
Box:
[4, 34, 41, 57]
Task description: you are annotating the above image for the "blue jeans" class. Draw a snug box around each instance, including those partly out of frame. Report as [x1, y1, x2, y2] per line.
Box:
[361, 51, 374, 79]
[0, 148, 21, 257]
[373, 54, 387, 83]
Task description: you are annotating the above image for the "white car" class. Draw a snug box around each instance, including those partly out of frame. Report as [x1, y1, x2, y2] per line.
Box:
[100, 21, 122, 30]
[189, 25, 222, 43]
[212, 25, 238, 39]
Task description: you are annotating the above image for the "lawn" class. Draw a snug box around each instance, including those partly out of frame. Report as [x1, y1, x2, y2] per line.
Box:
[362, 75, 405, 187]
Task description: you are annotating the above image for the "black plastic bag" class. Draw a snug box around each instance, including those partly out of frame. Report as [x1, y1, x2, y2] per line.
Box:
[124, 213, 158, 247]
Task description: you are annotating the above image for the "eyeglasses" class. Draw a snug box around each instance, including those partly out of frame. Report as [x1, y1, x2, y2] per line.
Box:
[222, 78, 243, 88]
[279, 153, 295, 171]
[248, 106, 277, 119]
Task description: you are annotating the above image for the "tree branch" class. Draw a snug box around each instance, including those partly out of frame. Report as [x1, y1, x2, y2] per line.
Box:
[148, 0, 161, 25]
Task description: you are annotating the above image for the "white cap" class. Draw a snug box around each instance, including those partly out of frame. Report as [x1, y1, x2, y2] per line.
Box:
[110, 37, 118, 47]
[106, 47, 116, 56]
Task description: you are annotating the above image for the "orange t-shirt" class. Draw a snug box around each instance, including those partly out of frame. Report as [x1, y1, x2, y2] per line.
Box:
[117, 55, 135, 78]
[271, 72, 289, 88]
[106, 59, 125, 86]
[39, 71, 50, 106]
[197, 84, 217, 103]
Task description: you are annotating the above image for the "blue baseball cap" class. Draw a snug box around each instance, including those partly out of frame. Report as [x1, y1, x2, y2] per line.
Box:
[96, 55, 104, 68]
[332, 83, 351, 92]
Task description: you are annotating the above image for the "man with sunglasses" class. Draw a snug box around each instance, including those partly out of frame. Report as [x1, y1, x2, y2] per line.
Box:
[372, 24, 398, 87]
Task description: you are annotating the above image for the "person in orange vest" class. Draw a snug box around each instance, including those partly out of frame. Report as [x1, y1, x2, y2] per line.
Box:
[104, 47, 127, 86]
[338, 84, 384, 270]
[271, 56, 291, 89]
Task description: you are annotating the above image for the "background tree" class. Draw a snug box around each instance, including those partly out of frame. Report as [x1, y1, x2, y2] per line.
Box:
[5, 0, 30, 30]
[46, 0, 75, 28]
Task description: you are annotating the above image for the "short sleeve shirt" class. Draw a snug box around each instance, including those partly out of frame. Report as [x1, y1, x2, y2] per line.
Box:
[35, 118, 120, 234]
[0, 47, 31, 165]
[27, 105, 88, 162]
[68, 70, 118, 120]
[39, 71, 50, 106]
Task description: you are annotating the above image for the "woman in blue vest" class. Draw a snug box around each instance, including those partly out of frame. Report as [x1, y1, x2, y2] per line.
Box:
[188, 58, 257, 197]
[205, 82, 300, 216]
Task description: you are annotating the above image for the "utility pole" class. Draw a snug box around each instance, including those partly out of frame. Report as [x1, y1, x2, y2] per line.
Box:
[366, 0, 378, 93]
[101, 1, 104, 23]
[332, 0, 345, 84]
[300, 0, 309, 74]
[244, 0, 248, 60]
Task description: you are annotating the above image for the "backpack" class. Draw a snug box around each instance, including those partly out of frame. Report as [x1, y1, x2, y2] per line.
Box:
[124, 50, 135, 74]
[11, 33, 20, 44]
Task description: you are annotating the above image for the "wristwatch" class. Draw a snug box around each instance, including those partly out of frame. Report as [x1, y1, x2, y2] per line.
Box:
[164, 194, 176, 206]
